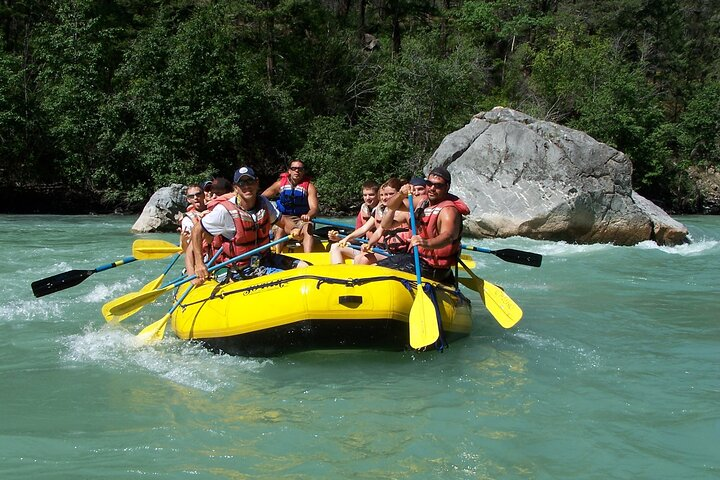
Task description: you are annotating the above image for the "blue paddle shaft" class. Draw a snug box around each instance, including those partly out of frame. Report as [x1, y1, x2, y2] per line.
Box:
[408, 194, 422, 286]
[170, 235, 291, 288]
[95, 257, 137, 272]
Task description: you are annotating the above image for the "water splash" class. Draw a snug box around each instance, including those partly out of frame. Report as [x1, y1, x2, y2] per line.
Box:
[636, 238, 718, 255]
[60, 324, 271, 392]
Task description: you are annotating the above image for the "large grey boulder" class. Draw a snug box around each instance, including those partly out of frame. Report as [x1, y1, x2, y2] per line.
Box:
[426, 107, 689, 246]
[131, 184, 186, 233]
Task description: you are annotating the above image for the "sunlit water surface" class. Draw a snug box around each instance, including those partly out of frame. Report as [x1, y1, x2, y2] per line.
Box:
[1, 215, 717, 479]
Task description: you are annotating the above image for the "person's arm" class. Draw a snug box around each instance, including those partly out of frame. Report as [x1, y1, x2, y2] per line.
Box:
[190, 206, 231, 285]
[301, 182, 319, 222]
[362, 225, 385, 252]
[339, 217, 375, 247]
[409, 207, 461, 249]
[190, 221, 213, 285]
[384, 183, 411, 211]
[261, 180, 281, 199]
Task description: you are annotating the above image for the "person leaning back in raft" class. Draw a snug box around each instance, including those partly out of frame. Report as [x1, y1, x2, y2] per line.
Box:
[189, 166, 307, 286]
[378, 166, 470, 285]
[262, 159, 319, 253]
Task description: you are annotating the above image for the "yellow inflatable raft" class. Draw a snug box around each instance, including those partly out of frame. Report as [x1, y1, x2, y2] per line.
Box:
[170, 254, 472, 356]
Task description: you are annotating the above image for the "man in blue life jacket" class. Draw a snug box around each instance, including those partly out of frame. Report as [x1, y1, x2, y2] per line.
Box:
[262, 159, 320, 253]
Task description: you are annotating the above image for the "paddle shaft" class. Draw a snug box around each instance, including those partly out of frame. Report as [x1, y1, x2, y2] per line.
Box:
[408, 194, 423, 286]
[135, 250, 223, 342]
[314, 219, 354, 230]
[31, 256, 138, 298]
[461, 244, 542, 267]
[153, 235, 293, 291]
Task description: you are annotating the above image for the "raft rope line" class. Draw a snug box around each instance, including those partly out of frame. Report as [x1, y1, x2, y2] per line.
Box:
[177, 274, 466, 310]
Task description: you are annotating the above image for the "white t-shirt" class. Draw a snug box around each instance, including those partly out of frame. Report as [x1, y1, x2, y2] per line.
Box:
[180, 215, 195, 234]
[201, 196, 280, 239]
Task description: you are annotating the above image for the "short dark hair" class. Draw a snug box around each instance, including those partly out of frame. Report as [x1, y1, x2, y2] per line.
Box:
[428, 166, 451, 184]
[211, 177, 233, 194]
[362, 180, 379, 192]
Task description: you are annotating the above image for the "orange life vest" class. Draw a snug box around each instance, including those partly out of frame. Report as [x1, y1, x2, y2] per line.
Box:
[416, 195, 470, 268]
[210, 197, 274, 267]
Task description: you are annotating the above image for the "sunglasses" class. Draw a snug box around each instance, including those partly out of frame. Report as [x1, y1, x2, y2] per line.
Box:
[186, 192, 203, 199]
[289, 166, 305, 172]
[236, 179, 256, 187]
[426, 180, 447, 189]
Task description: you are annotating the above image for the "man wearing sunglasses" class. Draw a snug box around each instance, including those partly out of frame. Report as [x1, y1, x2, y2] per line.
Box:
[262, 159, 319, 253]
[180, 184, 208, 251]
[379, 166, 470, 284]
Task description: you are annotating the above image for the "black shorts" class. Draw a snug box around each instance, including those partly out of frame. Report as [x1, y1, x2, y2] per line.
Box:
[376, 253, 455, 285]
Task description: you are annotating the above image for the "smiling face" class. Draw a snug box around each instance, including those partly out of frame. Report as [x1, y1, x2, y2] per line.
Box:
[379, 185, 398, 206]
[425, 174, 449, 203]
[411, 183, 427, 197]
[234, 177, 259, 207]
[362, 188, 378, 207]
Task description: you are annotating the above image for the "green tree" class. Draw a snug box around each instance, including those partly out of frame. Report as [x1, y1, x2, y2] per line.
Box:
[33, 0, 113, 186]
[678, 81, 720, 167]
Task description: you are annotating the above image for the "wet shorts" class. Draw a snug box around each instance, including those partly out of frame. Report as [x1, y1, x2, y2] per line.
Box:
[282, 215, 314, 232]
[376, 253, 455, 285]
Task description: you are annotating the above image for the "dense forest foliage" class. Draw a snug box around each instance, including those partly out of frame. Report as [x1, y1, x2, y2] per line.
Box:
[1, 0, 718, 213]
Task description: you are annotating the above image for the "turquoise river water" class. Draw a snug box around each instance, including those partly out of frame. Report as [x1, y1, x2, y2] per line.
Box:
[0, 214, 718, 479]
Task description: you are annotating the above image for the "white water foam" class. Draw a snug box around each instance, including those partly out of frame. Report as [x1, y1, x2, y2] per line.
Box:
[77, 277, 145, 303]
[61, 325, 270, 392]
[635, 238, 718, 255]
[0, 298, 66, 323]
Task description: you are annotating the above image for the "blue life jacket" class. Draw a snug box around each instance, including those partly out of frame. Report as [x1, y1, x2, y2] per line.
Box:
[277, 173, 310, 215]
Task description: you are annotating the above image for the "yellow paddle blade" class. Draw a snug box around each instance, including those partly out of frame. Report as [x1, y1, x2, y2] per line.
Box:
[132, 239, 182, 260]
[457, 260, 523, 329]
[480, 279, 523, 329]
[135, 313, 170, 344]
[409, 285, 440, 349]
[459, 254, 476, 269]
[102, 284, 174, 321]
[104, 274, 164, 323]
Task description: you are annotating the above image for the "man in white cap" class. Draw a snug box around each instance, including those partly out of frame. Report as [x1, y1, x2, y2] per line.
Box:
[190, 166, 305, 285]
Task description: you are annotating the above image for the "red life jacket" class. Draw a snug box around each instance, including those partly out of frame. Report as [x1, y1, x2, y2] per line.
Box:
[380, 210, 411, 254]
[383, 227, 411, 254]
[355, 203, 374, 230]
[184, 204, 205, 224]
[209, 197, 273, 267]
[417, 195, 470, 268]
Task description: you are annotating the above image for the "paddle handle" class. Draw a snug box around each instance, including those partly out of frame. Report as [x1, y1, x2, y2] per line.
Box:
[95, 257, 137, 272]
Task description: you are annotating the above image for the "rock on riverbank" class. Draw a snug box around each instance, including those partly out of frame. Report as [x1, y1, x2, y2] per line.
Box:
[426, 107, 689, 246]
